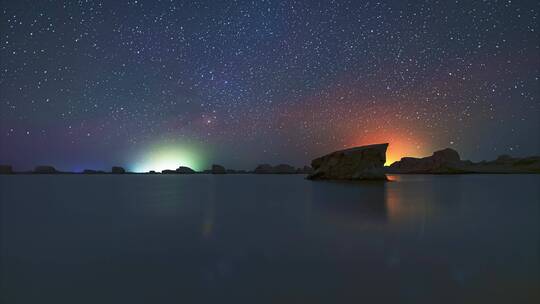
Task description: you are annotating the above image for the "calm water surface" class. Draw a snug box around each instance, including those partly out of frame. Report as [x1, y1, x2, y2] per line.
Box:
[1, 174, 539, 303]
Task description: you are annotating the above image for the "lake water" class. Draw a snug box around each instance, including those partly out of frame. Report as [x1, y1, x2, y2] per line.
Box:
[1, 174, 539, 303]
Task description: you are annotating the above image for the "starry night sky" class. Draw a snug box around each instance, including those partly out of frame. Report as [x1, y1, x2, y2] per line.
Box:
[1, 0, 539, 172]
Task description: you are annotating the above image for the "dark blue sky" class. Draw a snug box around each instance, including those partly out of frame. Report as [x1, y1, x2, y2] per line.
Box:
[1, 0, 539, 171]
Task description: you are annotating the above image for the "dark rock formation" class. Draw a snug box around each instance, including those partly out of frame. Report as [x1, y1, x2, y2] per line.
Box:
[148, 170, 157, 174]
[273, 164, 296, 174]
[494, 154, 513, 164]
[465, 155, 540, 173]
[307, 143, 388, 181]
[254, 164, 274, 174]
[176, 166, 196, 174]
[111, 166, 126, 174]
[34, 165, 58, 174]
[387, 149, 540, 174]
[161, 167, 195, 174]
[253, 164, 297, 174]
[211, 164, 226, 174]
[387, 148, 467, 174]
[0, 165, 13, 174]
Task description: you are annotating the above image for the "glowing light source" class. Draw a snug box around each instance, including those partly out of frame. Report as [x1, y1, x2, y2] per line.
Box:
[131, 143, 206, 173]
[349, 132, 429, 166]
[385, 141, 416, 165]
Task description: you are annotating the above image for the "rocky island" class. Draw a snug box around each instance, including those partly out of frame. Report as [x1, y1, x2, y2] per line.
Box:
[253, 164, 297, 174]
[33, 165, 59, 174]
[307, 143, 389, 181]
[0, 165, 13, 174]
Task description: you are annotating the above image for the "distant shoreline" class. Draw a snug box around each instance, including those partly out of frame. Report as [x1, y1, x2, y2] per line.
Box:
[2, 146, 539, 176]
[1, 171, 539, 175]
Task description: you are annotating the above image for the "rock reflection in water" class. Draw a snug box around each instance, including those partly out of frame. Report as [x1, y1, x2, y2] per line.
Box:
[309, 181, 388, 228]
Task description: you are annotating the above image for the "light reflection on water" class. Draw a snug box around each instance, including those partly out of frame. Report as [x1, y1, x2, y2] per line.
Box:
[0, 174, 538, 303]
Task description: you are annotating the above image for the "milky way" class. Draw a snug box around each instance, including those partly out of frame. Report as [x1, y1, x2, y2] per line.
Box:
[1, 0, 538, 171]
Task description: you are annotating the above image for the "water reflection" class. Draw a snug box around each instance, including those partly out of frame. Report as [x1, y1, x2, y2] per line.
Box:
[306, 176, 466, 230]
[1, 174, 538, 303]
[202, 176, 216, 238]
[385, 175, 464, 229]
[308, 181, 388, 231]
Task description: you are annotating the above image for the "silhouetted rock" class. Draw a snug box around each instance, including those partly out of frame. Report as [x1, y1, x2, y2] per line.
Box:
[162, 169, 176, 174]
[466, 155, 540, 173]
[254, 164, 274, 174]
[253, 164, 297, 174]
[387, 148, 468, 173]
[387, 148, 540, 174]
[211, 164, 226, 174]
[148, 170, 157, 174]
[0, 165, 13, 174]
[273, 164, 296, 174]
[308, 143, 388, 181]
[512, 156, 540, 167]
[111, 166, 126, 174]
[34, 165, 58, 174]
[176, 166, 196, 174]
[495, 154, 513, 163]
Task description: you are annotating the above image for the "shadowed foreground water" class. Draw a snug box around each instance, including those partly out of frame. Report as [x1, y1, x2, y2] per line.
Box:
[1, 174, 539, 303]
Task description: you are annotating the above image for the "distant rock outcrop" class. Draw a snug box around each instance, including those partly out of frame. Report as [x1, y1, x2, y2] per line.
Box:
[273, 164, 296, 174]
[0, 165, 13, 174]
[307, 143, 388, 181]
[176, 166, 196, 174]
[253, 164, 297, 174]
[211, 164, 226, 174]
[387, 149, 540, 174]
[162, 167, 196, 174]
[387, 148, 467, 173]
[111, 166, 126, 174]
[254, 164, 274, 174]
[493, 155, 513, 164]
[34, 165, 58, 174]
[465, 155, 540, 173]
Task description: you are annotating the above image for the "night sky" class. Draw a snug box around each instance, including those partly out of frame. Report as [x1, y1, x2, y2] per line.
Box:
[1, 0, 538, 172]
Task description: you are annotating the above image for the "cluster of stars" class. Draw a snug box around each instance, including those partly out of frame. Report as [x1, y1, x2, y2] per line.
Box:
[0, 0, 538, 170]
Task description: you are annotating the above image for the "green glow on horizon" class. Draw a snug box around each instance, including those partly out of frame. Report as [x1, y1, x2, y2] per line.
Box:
[131, 143, 206, 173]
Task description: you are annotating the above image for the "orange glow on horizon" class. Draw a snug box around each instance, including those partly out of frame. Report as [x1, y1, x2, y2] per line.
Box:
[349, 133, 428, 166]
[386, 141, 416, 165]
[271, 82, 436, 165]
